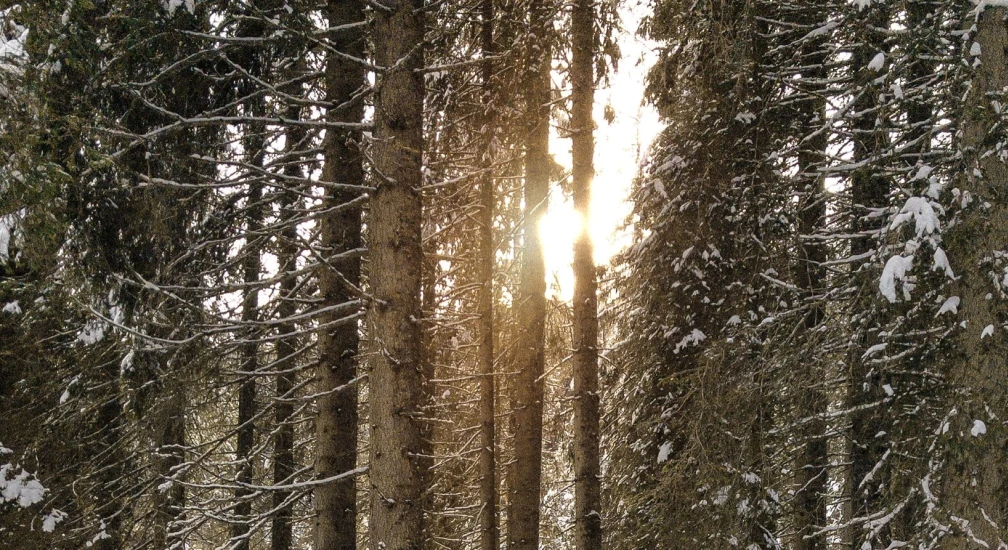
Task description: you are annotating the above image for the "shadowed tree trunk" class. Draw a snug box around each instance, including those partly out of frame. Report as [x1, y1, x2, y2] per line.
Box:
[941, 7, 1008, 548]
[314, 0, 366, 548]
[845, 5, 892, 547]
[792, 19, 829, 550]
[271, 62, 307, 550]
[570, 0, 601, 547]
[477, 0, 499, 548]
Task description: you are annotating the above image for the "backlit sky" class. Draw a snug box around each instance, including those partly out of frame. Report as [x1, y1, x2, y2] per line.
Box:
[540, 2, 662, 300]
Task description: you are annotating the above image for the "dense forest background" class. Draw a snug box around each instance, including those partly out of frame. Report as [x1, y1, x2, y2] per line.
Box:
[1, 0, 1007, 548]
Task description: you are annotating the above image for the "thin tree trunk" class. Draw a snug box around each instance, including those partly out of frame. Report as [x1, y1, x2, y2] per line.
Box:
[570, 0, 601, 547]
[845, 6, 891, 547]
[271, 73, 306, 550]
[477, 1, 499, 548]
[792, 26, 829, 550]
[368, 0, 426, 548]
[507, 1, 551, 548]
[234, 165, 264, 550]
[314, 0, 366, 548]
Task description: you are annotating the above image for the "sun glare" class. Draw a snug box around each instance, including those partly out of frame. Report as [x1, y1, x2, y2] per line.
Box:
[539, 3, 662, 302]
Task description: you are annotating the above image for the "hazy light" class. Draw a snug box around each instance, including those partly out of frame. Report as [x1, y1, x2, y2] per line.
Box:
[539, 3, 662, 302]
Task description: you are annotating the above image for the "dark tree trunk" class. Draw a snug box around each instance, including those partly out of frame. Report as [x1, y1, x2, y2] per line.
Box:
[314, 1, 366, 548]
[477, 1, 499, 548]
[570, 0, 601, 547]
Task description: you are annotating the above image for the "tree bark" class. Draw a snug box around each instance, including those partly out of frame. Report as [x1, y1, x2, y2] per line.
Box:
[368, 0, 426, 548]
[314, 1, 366, 548]
[941, 8, 1008, 547]
[477, 1, 499, 549]
[507, 1, 551, 549]
[570, 0, 601, 548]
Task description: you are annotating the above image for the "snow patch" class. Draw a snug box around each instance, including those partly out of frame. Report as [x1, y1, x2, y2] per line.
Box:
[674, 328, 706, 354]
[862, 343, 887, 360]
[42, 509, 67, 533]
[0, 465, 46, 508]
[932, 248, 955, 279]
[657, 441, 672, 464]
[2, 300, 20, 314]
[120, 350, 135, 376]
[880, 255, 914, 303]
[867, 52, 886, 71]
[937, 296, 960, 316]
[164, 0, 195, 15]
[971, 419, 987, 437]
[890, 196, 941, 237]
[981, 324, 995, 339]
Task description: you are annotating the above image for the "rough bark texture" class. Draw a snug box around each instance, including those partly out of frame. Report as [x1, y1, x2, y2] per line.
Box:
[314, 1, 365, 548]
[570, 0, 601, 548]
[507, 1, 551, 549]
[477, 2, 499, 548]
[368, 0, 426, 548]
[941, 8, 1008, 548]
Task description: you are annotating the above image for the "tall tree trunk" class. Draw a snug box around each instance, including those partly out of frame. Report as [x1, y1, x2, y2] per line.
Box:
[792, 25, 829, 550]
[845, 5, 891, 547]
[368, 0, 426, 547]
[570, 0, 601, 548]
[272, 73, 306, 550]
[477, 1, 499, 548]
[941, 7, 1008, 547]
[508, 1, 551, 548]
[314, 0, 366, 548]
[234, 162, 264, 550]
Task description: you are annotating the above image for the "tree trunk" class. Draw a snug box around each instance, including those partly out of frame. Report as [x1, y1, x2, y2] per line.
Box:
[368, 0, 426, 548]
[272, 71, 306, 550]
[507, 1, 551, 548]
[941, 7, 1008, 547]
[792, 25, 829, 550]
[314, 0, 366, 548]
[154, 386, 187, 550]
[570, 0, 601, 548]
[477, 1, 499, 548]
[845, 6, 891, 547]
[233, 110, 265, 550]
